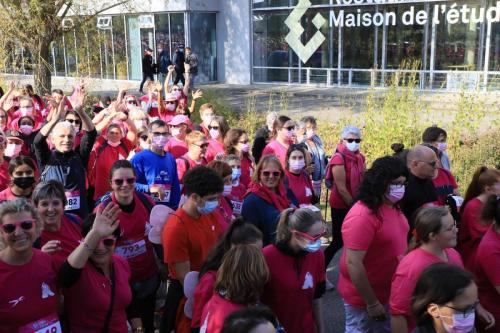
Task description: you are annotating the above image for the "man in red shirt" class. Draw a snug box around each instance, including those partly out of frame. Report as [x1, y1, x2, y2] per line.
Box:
[161, 166, 224, 333]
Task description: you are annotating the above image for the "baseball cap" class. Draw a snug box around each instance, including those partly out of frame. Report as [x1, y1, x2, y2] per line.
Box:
[168, 115, 191, 126]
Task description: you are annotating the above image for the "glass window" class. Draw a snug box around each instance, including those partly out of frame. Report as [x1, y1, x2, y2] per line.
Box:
[155, 13, 171, 76]
[52, 39, 65, 76]
[489, 21, 499, 71]
[113, 16, 127, 80]
[341, 8, 376, 69]
[190, 12, 217, 82]
[82, 22, 102, 78]
[253, 0, 289, 9]
[170, 13, 185, 54]
[64, 32, 78, 76]
[126, 15, 142, 80]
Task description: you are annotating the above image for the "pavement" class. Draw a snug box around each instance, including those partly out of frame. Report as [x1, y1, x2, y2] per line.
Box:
[324, 249, 346, 333]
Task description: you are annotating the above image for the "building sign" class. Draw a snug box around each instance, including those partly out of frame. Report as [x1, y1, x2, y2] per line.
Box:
[285, 0, 500, 63]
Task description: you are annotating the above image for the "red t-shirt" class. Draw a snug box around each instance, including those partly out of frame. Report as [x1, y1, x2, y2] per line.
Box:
[432, 168, 458, 205]
[473, 226, 500, 322]
[338, 202, 409, 308]
[0, 160, 9, 192]
[95, 192, 158, 283]
[64, 255, 132, 333]
[240, 155, 254, 188]
[40, 214, 82, 269]
[390, 247, 463, 331]
[0, 249, 59, 333]
[228, 183, 246, 216]
[457, 197, 488, 270]
[162, 208, 223, 280]
[140, 95, 159, 118]
[285, 170, 314, 205]
[262, 140, 288, 168]
[192, 270, 217, 328]
[262, 244, 326, 333]
[200, 293, 245, 333]
[89, 137, 134, 200]
[176, 154, 207, 183]
[0, 187, 25, 202]
[327, 152, 365, 210]
[205, 139, 225, 162]
[214, 197, 232, 231]
[165, 137, 188, 159]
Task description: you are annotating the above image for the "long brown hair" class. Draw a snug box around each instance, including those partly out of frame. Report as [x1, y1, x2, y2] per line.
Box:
[462, 166, 500, 212]
[409, 207, 450, 251]
[224, 128, 246, 155]
[276, 208, 323, 244]
[214, 244, 269, 304]
[252, 155, 284, 184]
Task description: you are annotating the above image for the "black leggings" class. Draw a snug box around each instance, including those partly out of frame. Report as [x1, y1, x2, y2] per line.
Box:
[324, 208, 349, 267]
[128, 275, 160, 333]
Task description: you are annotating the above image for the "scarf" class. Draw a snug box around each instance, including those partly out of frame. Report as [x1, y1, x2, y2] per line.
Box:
[335, 143, 365, 196]
[246, 181, 291, 212]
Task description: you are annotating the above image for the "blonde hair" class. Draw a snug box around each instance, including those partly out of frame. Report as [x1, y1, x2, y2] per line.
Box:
[186, 130, 206, 145]
[199, 103, 215, 115]
[214, 244, 269, 304]
[0, 199, 40, 250]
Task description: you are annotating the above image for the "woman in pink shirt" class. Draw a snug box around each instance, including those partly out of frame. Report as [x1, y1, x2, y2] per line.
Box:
[390, 207, 464, 333]
[224, 128, 254, 188]
[284, 144, 317, 206]
[338, 156, 409, 333]
[166, 114, 191, 158]
[205, 116, 229, 162]
[207, 160, 235, 229]
[200, 244, 270, 333]
[262, 116, 295, 168]
[457, 166, 500, 269]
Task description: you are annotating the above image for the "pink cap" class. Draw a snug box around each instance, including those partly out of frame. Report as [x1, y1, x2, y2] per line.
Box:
[165, 93, 178, 101]
[168, 115, 191, 126]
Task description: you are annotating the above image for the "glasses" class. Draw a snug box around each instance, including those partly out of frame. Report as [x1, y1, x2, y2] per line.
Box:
[140, 135, 148, 141]
[284, 126, 295, 131]
[443, 300, 479, 318]
[152, 132, 169, 137]
[238, 140, 249, 144]
[344, 138, 361, 143]
[126, 100, 137, 105]
[193, 143, 209, 149]
[2, 219, 35, 234]
[417, 160, 438, 168]
[112, 177, 136, 186]
[66, 119, 81, 125]
[0, 115, 7, 119]
[208, 126, 219, 130]
[100, 237, 116, 247]
[166, 101, 176, 105]
[262, 171, 281, 178]
[293, 227, 326, 242]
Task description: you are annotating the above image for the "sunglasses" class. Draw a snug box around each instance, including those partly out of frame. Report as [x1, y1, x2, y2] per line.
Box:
[208, 126, 219, 130]
[2, 219, 35, 234]
[112, 177, 136, 186]
[262, 171, 281, 178]
[284, 126, 295, 131]
[293, 227, 326, 242]
[193, 143, 209, 149]
[443, 300, 479, 318]
[344, 138, 361, 143]
[238, 140, 249, 144]
[153, 132, 169, 137]
[100, 237, 116, 247]
[126, 100, 137, 105]
[418, 160, 438, 167]
[166, 101, 176, 105]
[140, 135, 148, 141]
[66, 119, 81, 125]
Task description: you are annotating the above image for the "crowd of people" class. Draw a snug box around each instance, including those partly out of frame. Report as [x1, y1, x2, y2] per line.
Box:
[0, 73, 498, 333]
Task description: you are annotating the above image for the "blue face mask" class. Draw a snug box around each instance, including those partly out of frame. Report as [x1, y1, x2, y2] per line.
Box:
[197, 199, 219, 214]
[304, 239, 322, 253]
[231, 168, 241, 181]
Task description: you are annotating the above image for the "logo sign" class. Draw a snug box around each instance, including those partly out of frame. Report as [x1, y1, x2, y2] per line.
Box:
[285, 0, 326, 64]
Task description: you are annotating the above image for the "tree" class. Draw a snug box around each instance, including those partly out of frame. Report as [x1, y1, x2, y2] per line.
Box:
[0, 0, 133, 94]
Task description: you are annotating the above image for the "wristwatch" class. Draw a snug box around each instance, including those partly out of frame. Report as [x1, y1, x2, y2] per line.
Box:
[132, 327, 144, 332]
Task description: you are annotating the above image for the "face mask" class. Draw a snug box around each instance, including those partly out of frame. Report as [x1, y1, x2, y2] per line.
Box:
[306, 129, 315, 139]
[197, 199, 219, 214]
[202, 115, 213, 125]
[304, 239, 322, 253]
[20, 107, 33, 117]
[152, 101, 159, 108]
[19, 125, 34, 136]
[152, 135, 168, 149]
[440, 310, 475, 333]
[107, 140, 121, 148]
[385, 184, 405, 203]
[231, 168, 241, 181]
[172, 90, 181, 98]
[438, 142, 447, 151]
[5, 144, 22, 157]
[283, 129, 294, 139]
[140, 141, 150, 150]
[166, 103, 176, 111]
[13, 176, 36, 190]
[222, 185, 232, 197]
[209, 129, 220, 140]
[240, 143, 250, 153]
[345, 141, 360, 152]
[134, 120, 146, 129]
[171, 128, 181, 137]
[289, 159, 305, 172]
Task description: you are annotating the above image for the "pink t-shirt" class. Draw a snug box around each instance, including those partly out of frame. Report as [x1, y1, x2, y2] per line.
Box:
[285, 170, 314, 205]
[205, 139, 225, 162]
[338, 202, 409, 308]
[457, 197, 488, 270]
[390, 247, 463, 331]
[0, 160, 9, 192]
[192, 270, 217, 328]
[473, 226, 500, 322]
[176, 154, 207, 183]
[200, 294, 245, 333]
[262, 139, 288, 168]
[165, 137, 188, 159]
[41, 214, 82, 269]
[240, 155, 254, 188]
[228, 183, 247, 216]
[0, 250, 59, 333]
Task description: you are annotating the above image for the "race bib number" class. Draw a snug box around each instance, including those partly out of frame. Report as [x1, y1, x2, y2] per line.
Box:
[19, 314, 62, 333]
[115, 239, 147, 259]
[231, 200, 243, 215]
[64, 191, 80, 211]
[152, 184, 171, 203]
[305, 187, 313, 197]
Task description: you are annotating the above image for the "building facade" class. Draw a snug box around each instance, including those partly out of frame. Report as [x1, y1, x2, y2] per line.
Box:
[3, 0, 499, 90]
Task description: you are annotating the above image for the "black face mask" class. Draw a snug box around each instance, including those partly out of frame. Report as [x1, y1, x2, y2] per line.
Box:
[13, 176, 36, 189]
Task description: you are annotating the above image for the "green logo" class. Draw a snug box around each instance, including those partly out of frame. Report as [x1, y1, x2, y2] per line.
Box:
[285, 0, 326, 63]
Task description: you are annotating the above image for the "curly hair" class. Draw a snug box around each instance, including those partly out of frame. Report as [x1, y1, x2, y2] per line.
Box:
[183, 165, 223, 197]
[357, 156, 409, 214]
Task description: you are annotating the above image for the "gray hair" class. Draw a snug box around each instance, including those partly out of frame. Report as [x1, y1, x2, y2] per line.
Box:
[296, 120, 306, 130]
[50, 120, 76, 138]
[32, 180, 67, 207]
[0, 199, 40, 250]
[341, 125, 361, 139]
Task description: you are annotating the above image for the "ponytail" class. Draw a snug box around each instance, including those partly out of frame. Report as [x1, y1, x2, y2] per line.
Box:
[462, 166, 500, 212]
[276, 208, 296, 243]
[276, 208, 322, 244]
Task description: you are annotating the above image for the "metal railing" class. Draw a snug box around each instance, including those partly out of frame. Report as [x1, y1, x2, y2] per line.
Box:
[252, 66, 500, 92]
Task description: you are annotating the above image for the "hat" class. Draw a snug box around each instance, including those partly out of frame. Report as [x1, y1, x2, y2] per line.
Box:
[165, 93, 178, 102]
[168, 115, 191, 126]
[145, 47, 153, 52]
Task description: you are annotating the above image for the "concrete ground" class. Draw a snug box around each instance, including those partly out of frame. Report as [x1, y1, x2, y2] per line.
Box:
[324, 249, 346, 333]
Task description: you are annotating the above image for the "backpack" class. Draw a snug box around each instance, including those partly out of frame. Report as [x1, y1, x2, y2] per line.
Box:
[324, 150, 346, 189]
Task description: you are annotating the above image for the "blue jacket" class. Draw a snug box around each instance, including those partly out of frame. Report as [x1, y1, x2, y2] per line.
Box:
[131, 149, 180, 210]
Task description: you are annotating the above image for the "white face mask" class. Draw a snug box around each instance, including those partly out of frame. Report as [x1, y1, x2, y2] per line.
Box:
[202, 114, 214, 125]
[171, 127, 181, 137]
[5, 144, 22, 157]
[306, 129, 315, 139]
[166, 103, 176, 111]
[289, 159, 305, 172]
[209, 128, 220, 140]
[345, 141, 360, 152]
[134, 120, 147, 129]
